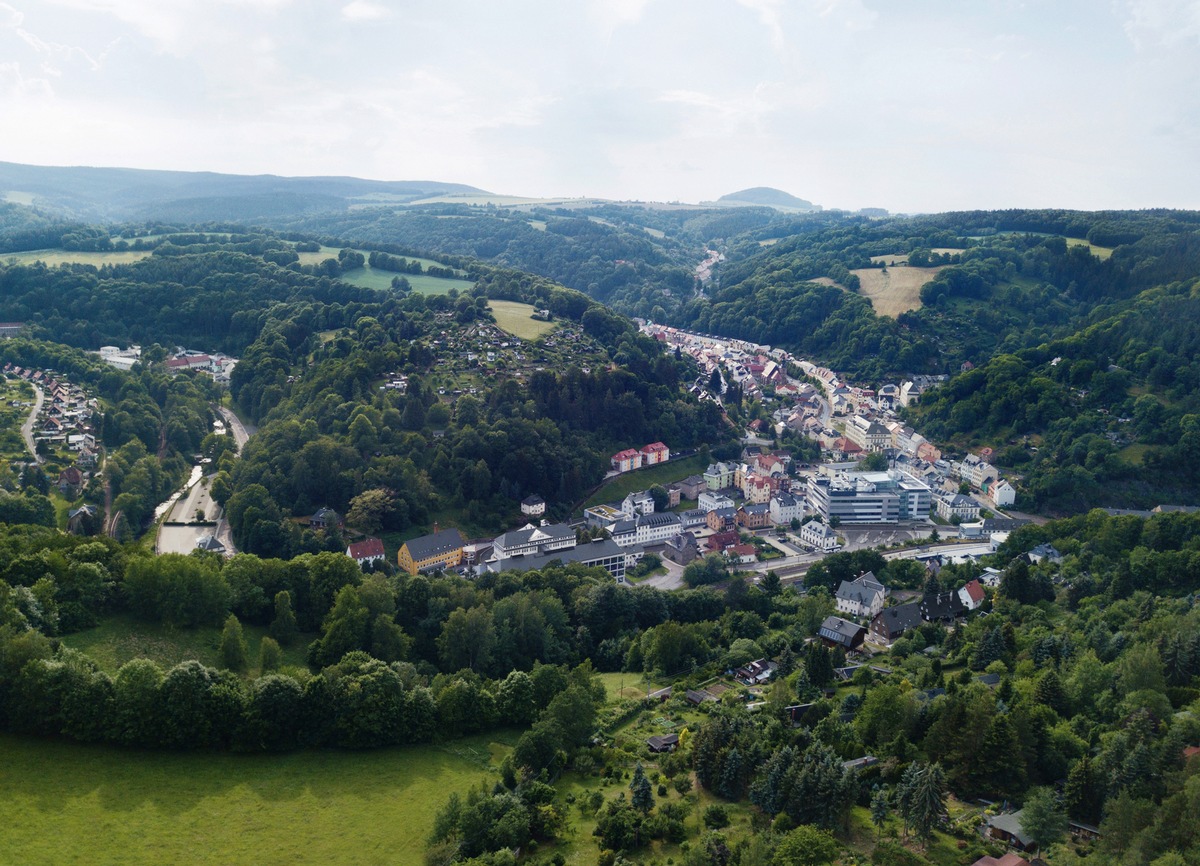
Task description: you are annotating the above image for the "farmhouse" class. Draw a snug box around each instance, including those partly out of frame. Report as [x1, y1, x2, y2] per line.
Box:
[346, 537, 386, 569]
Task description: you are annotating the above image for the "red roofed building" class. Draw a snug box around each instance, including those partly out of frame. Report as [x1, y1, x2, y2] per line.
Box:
[834, 437, 863, 456]
[640, 442, 670, 465]
[958, 578, 986, 611]
[346, 537, 386, 568]
[729, 543, 758, 564]
[611, 448, 642, 473]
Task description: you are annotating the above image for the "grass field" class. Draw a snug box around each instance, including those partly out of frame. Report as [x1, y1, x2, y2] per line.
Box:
[60, 614, 314, 676]
[850, 265, 944, 318]
[1, 249, 154, 267]
[2, 191, 35, 205]
[582, 454, 707, 508]
[1066, 237, 1114, 260]
[488, 300, 558, 340]
[0, 731, 512, 866]
[338, 265, 475, 295]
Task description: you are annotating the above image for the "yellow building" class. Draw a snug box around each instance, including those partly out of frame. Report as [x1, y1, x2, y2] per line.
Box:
[398, 527, 466, 575]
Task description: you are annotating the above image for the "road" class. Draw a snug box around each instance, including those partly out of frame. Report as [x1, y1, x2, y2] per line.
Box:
[19, 383, 44, 462]
[216, 405, 255, 451]
[157, 471, 220, 555]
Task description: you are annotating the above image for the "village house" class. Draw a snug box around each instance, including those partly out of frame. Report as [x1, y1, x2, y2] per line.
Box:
[728, 543, 758, 565]
[705, 529, 741, 554]
[346, 537, 386, 569]
[800, 519, 840, 552]
[835, 572, 887, 619]
[706, 506, 737, 532]
[662, 532, 698, 566]
[958, 578, 986, 611]
[520, 495, 546, 517]
[309, 507, 343, 530]
[920, 590, 967, 623]
[736, 502, 771, 530]
[733, 658, 777, 686]
[869, 602, 923, 644]
[818, 615, 866, 651]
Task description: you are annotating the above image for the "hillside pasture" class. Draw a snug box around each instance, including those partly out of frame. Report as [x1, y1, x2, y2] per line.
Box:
[339, 265, 475, 295]
[851, 265, 945, 318]
[2, 248, 154, 267]
[488, 300, 558, 340]
[1066, 237, 1114, 259]
[0, 731, 509, 866]
[582, 454, 707, 508]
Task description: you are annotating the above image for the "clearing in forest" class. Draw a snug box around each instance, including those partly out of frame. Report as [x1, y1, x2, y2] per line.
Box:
[850, 265, 945, 318]
[1, 249, 153, 267]
[488, 300, 558, 340]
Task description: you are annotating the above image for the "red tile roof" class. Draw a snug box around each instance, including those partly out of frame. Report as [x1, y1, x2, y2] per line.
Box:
[962, 579, 986, 603]
[347, 537, 386, 560]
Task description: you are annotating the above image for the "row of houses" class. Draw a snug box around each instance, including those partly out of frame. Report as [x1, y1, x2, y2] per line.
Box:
[4, 364, 100, 495]
[610, 441, 670, 473]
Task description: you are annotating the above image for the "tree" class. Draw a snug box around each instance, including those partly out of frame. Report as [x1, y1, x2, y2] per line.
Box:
[1021, 787, 1068, 854]
[897, 762, 947, 844]
[648, 484, 670, 513]
[630, 763, 654, 814]
[871, 787, 891, 842]
[773, 824, 839, 866]
[269, 590, 298, 645]
[219, 614, 249, 672]
[346, 488, 394, 534]
[259, 636, 282, 673]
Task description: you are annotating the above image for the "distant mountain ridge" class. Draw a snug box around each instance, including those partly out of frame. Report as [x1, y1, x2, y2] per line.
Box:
[0, 162, 488, 222]
[715, 187, 821, 212]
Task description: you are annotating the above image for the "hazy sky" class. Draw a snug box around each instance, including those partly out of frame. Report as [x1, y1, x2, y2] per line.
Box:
[2, 0, 1198, 212]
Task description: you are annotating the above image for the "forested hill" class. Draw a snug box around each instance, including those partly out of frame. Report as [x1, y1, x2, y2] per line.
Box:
[908, 276, 1200, 512]
[0, 226, 728, 550]
[0, 162, 485, 222]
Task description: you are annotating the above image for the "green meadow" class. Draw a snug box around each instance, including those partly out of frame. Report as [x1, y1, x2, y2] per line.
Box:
[0, 731, 512, 866]
[489, 300, 558, 340]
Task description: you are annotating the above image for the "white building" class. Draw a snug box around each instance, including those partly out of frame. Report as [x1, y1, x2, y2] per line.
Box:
[800, 519, 840, 552]
[835, 573, 887, 619]
[769, 492, 804, 526]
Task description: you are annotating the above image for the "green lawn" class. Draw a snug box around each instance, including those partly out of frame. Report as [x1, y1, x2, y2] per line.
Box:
[1, 249, 154, 267]
[339, 265, 475, 295]
[489, 300, 558, 340]
[60, 614, 314, 676]
[582, 454, 707, 508]
[0, 731, 511, 866]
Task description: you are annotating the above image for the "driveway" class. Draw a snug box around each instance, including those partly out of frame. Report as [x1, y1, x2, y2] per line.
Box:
[20, 383, 44, 462]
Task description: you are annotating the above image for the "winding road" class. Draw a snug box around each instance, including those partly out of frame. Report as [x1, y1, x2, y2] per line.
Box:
[19, 383, 44, 462]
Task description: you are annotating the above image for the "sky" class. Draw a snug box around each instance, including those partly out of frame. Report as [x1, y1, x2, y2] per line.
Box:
[1, 0, 1199, 213]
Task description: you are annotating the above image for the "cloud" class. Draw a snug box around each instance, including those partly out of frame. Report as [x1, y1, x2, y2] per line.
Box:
[1122, 0, 1200, 47]
[340, 1, 389, 22]
[0, 2, 22, 27]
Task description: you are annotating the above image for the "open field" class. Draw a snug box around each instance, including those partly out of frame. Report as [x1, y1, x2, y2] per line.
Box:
[869, 247, 964, 265]
[60, 613, 314, 675]
[851, 265, 945, 318]
[0, 731, 511, 866]
[2, 191, 35, 205]
[1066, 237, 1114, 259]
[582, 454, 706, 508]
[489, 300, 558, 340]
[339, 265, 474, 295]
[1, 249, 154, 267]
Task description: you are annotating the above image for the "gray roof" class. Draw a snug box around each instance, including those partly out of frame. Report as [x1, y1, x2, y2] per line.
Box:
[987, 811, 1032, 847]
[611, 519, 637, 536]
[404, 527, 466, 562]
[836, 573, 885, 605]
[819, 616, 865, 647]
[639, 512, 682, 529]
[196, 535, 226, 552]
[490, 538, 632, 574]
[495, 523, 575, 549]
[875, 602, 922, 635]
[741, 503, 770, 515]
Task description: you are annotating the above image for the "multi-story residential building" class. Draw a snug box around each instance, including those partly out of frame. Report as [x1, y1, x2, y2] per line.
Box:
[703, 462, 735, 491]
[835, 573, 887, 619]
[640, 441, 670, 465]
[611, 449, 642, 473]
[935, 493, 981, 523]
[698, 490, 736, 513]
[769, 492, 803, 525]
[845, 415, 892, 453]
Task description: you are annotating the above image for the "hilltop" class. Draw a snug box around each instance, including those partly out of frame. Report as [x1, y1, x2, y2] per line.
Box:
[715, 186, 822, 211]
[0, 162, 488, 223]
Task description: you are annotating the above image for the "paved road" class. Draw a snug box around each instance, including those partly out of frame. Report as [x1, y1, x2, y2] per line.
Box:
[216, 405, 255, 451]
[157, 472, 220, 555]
[19, 383, 44, 462]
